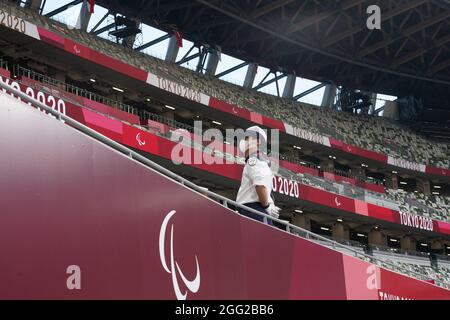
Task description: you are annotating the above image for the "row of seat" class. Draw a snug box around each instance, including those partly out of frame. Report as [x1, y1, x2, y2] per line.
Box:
[4, 1, 449, 169]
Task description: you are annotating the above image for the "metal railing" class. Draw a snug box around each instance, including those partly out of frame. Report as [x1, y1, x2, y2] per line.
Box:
[272, 151, 384, 185]
[0, 58, 7, 70]
[13, 65, 139, 115]
[321, 235, 366, 249]
[140, 110, 195, 133]
[370, 244, 431, 259]
[435, 254, 450, 263]
[0, 79, 441, 287]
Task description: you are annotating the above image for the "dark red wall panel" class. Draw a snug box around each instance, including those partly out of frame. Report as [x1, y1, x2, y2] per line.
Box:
[1, 94, 448, 299]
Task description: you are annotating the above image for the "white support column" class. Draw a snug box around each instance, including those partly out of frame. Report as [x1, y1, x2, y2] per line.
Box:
[243, 63, 257, 89]
[165, 35, 180, 63]
[321, 84, 337, 108]
[78, 0, 92, 31]
[369, 93, 377, 115]
[205, 49, 220, 76]
[282, 74, 296, 98]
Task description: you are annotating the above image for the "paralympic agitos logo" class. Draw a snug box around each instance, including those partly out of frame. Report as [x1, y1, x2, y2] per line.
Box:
[159, 210, 200, 300]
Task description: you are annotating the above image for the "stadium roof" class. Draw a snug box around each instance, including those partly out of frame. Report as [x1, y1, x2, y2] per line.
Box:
[95, 0, 450, 105]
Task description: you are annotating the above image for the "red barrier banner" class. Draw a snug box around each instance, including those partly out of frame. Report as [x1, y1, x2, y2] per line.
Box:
[426, 166, 450, 177]
[143, 119, 170, 135]
[208, 97, 252, 121]
[280, 160, 319, 177]
[360, 181, 385, 194]
[300, 184, 356, 213]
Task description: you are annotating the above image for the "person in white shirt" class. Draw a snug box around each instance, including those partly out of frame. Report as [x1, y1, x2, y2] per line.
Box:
[236, 126, 280, 225]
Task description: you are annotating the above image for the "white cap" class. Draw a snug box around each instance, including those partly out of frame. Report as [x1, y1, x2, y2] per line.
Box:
[246, 125, 267, 143]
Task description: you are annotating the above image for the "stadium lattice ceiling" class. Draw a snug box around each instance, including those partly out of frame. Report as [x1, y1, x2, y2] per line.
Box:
[96, 0, 450, 107]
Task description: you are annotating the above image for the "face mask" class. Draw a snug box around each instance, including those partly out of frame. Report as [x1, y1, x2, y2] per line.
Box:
[239, 138, 258, 154]
[238, 139, 247, 153]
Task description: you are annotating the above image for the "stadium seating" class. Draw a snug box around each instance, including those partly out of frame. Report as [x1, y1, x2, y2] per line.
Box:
[4, 0, 450, 282]
[3, 0, 450, 299]
[8, 61, 450, 223]
[3, 1, 449, 169]
[385, 189, 450, 222]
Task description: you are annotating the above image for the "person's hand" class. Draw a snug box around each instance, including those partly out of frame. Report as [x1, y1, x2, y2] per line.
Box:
[265, 203, 280, 218]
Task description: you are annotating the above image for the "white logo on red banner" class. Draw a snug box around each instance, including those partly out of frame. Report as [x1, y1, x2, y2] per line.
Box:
[136, 132, 146, 146]
[159, 210, 200, 300]
[335, 197, 341, 207]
